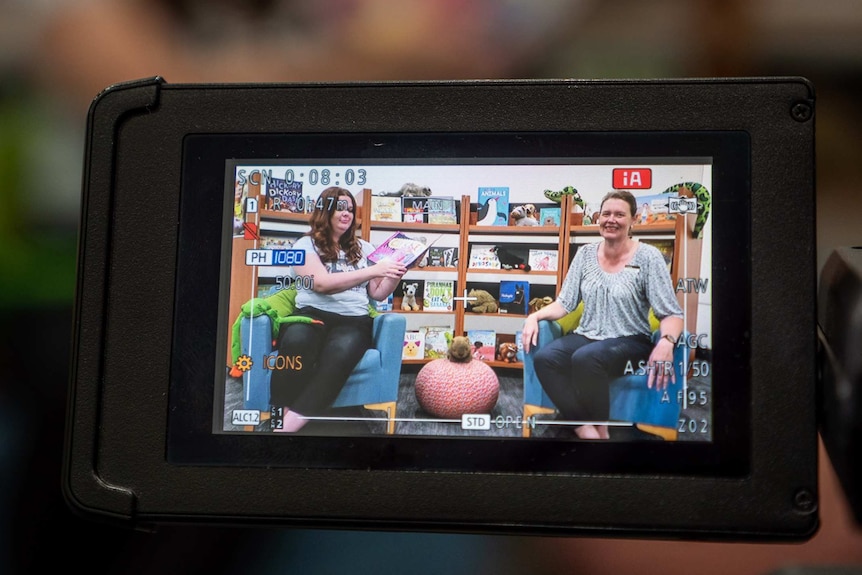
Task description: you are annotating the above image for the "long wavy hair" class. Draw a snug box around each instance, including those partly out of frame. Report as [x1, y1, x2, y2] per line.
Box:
[307, 186, 364, 265]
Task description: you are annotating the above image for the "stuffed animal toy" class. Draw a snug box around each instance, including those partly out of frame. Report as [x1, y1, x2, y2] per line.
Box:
[447, 336, 473, 363]
[510, 204, 539, 226]
[497, 342, 518, 363]
[529, 296, 554, 313]
[544, 186, 585, 210]
[378, 182, 433, 197]
[401, 282, 421, 311]
[490, 246, 531, 271]
[466, 289, 498, 313]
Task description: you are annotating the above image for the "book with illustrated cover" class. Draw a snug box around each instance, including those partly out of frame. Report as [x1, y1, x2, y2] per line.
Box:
[266, 177, 304, 212]
[515, 330, 525, 362]
[468, 245, 501, 269]
[528, 248, 559, 272]
[370, 196, 402, 222]
[639, 238, 674, 272]
[419, 326, 453, 359]
[368, 232, 438, 268]
[499, 280, 530, 315]
[427, 246, 458, 268]
[476, 186, 509, 226]
[423, 280, 455, 311]
[402, 330, 425, 360]
[539, 207, 561, 227]
[633, 192, 676, 225]
[374, 293, 394, 312]
[427, 197, 457, 224]
[259, 234, 296, 249]
[466, 329, 497, 362]
[401, 197, 427, 223]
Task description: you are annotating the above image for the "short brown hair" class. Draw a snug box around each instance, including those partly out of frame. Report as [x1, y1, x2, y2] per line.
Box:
[600, 190, 638, 217]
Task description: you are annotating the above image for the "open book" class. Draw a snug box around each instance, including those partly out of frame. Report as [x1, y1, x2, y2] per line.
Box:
[367, 232, 440, 268]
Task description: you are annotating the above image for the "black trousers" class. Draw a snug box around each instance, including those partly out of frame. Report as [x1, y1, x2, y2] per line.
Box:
[533, 332, 653, 422]
[269, 307, 373, 415]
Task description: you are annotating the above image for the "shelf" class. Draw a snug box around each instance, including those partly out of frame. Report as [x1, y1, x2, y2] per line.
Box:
[468, 224, 562, 235]
[260, 209, 311, 222]
[370, 221, 461, 233]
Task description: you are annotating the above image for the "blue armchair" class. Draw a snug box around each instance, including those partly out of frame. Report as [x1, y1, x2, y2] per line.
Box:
[239, 312, 407, 434]
[522, 316, 690, 440]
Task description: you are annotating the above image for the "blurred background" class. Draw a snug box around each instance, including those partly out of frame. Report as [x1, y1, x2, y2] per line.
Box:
[1, 0, 861, 573]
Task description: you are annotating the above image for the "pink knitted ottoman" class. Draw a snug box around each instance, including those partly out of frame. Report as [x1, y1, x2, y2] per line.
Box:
[414, 359, 500, 418]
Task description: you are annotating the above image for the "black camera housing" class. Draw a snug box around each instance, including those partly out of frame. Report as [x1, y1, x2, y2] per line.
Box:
[64, 77, 817, 539]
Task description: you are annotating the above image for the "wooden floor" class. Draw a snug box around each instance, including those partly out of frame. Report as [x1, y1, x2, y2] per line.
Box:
[221, 364, 712, 441]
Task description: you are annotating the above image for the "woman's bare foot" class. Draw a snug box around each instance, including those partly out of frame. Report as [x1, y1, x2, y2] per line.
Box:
[576, 424, 610, 439]
[273, 409, 308, 432]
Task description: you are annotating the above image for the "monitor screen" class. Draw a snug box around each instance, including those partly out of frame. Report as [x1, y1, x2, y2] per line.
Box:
[170, 131, 749, 475]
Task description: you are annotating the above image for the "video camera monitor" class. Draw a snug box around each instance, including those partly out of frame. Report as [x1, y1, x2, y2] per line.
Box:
[65, 78, 818, 539]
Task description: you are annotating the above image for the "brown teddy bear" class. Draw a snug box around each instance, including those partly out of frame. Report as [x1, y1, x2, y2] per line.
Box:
[497, 342, 518, 363]
[447, 336, 473, 363]
[528, 296, 553, 314]
[466, 289, 498, 313]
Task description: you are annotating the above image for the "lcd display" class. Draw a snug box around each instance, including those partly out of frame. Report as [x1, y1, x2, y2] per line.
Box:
[217, 159, 715, 442]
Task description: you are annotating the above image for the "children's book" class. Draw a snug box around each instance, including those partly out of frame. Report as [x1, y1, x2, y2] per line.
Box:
[539, 207, 561, 227]
[428, 246, 458, 268]
[368, 232, 438, 268]
[266, 177, 304, 212]
[401, 197, 427, 223]
[419, 326, 453, 359]
[402, 330, 425, 360]
[370, 196, 402, 222]
[422, 280, 455, 311]
[466, 329, 497, 362]
[468, 245, 501, 269]
[374, 293, 394, 312]
[426, 197, 457, 224]
[499, 280, 530, 315]
[259, 234, 296, 249]
[639, 238, 674, 272]
[528, 248, 559, 272]
[476, 187, 509, 226]
[515, 330, 525, 362]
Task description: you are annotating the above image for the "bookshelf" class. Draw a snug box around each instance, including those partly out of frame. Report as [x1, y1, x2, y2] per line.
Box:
[229, 188, 695, 372]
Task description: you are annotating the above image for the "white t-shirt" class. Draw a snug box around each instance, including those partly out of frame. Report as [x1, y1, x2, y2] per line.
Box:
[291, 235, 374, 316]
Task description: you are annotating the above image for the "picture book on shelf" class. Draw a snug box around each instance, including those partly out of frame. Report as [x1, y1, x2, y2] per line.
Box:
[640, 238, 674, 272]
[265, 177, 304, 212]
[259, 234, 296, 249]
[466, 329, 497, 362]
[633, 192, 676, 225]
[368, 232, 438, 268]
[427, 197, 457, 224]
[468, 245, 501, 269]
[515, 331, 525, 362]
[401, 197, 427, 223]
[476, 186, 509, 226]
[370, 196, 401, 222]
[499, 280, 530, 315]
[427, 246, 458, 268]
[374, 293, 394, 312]
[528, 248, 559, 272]
[423, 280, 455, 311]
[419, 326, 453, 359]
[402, 330, 425, 360]
[539, 207, 561, 227]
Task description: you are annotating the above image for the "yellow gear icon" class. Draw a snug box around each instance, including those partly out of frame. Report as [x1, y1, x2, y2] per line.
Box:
[235, 354, 253, 372]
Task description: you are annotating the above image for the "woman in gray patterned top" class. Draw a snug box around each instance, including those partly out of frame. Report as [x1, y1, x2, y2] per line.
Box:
[522, 190, 683, 439]
[270, 186, 407, 432]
